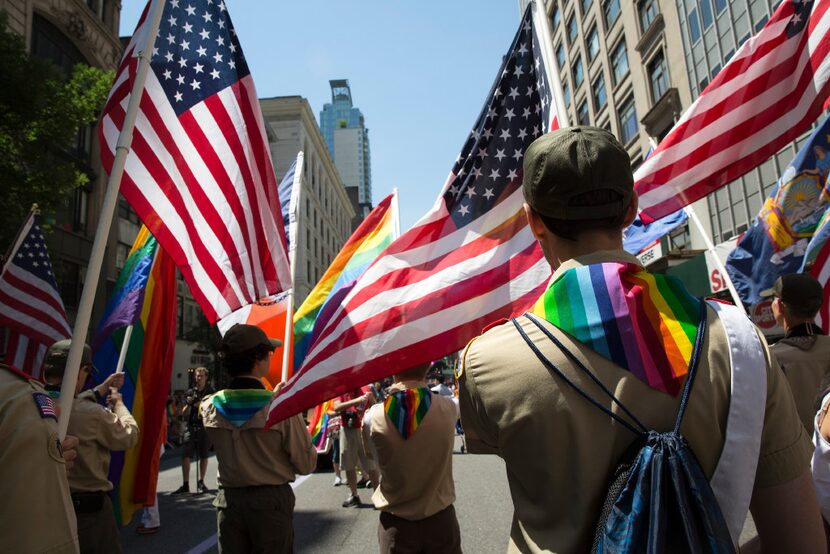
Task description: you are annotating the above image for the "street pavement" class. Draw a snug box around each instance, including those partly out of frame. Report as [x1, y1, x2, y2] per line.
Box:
[120, 438, 758, 553]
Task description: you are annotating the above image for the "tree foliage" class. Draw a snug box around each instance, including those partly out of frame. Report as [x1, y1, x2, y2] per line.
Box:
[0, 12, 113, 248]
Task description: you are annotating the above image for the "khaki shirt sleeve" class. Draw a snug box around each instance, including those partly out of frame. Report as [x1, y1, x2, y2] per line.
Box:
[282, 413, 317, 475]
[457, 337, 500, 455]
[755, 332, 814, 489]
[96, 398, 140, 451]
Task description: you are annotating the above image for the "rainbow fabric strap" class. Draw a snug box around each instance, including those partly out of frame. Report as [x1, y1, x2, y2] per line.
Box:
[384, 387, 432, 440]
[530, 262, 702, 396]
[212, 390, 274, 428]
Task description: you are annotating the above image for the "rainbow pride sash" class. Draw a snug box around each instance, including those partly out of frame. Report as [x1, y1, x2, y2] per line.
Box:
[212, 390, 273, 428]
[384, 387, 432, 439]
[530, 262, 702, 396]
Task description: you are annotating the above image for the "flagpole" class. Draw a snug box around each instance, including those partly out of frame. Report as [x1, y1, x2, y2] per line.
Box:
[2, 205, 38, 273]
[114, 325, 134, 374]
[531, 0, 570, 130]
[281, 152, 304, 383]
[57, 0, 166, 439]
[392, 188, 401, 239]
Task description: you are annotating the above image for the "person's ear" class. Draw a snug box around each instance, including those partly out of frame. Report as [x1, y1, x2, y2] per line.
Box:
[524, 203, 547, 241]
[622, 191, 639, 228]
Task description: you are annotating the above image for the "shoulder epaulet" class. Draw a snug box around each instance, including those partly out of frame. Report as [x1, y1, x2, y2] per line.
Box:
[482, 317, 510, 334]
[1, 363, 35, 381]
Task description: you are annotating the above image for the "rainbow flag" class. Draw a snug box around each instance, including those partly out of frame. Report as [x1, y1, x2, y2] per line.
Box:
[306, 399, 335, 451]
[384, 387, 432, 439]
[91, 226, 177, 526]
[212, 389, 273, 427]
[293, 192, 398, 370]
[530, 262, 701, 396]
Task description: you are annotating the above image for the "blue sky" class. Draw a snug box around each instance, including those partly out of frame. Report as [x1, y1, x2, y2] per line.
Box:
[119, 1, 524, 230]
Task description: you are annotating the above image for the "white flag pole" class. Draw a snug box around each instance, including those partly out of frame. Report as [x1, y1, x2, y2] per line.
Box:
[114, 326, 134, 374]
[392, 188, 401, 239]
[57, 0, 166, 439]
[281, 152, 304, 383]
[531, 0, 570, 131]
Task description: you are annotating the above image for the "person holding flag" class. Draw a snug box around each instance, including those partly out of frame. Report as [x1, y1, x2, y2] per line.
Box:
[458, 127, 824, 552]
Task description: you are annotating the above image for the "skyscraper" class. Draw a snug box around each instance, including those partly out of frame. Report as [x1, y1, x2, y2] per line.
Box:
[319, 80, 372, 226]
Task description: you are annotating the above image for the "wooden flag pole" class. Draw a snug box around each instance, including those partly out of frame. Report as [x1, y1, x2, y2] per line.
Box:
[2, 205, 39, 273]
[57, 0, 166, 439]
[281, 152, 304, 383]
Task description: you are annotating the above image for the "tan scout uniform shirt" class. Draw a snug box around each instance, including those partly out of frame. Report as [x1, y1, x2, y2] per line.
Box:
[459, 250, 813, 554]
[0, 366, 78, 553]
[201, 397, 317, 487]
[772, 334, 830, 435]
[369, 381, 458, 520]
[67, 391, 140, 493]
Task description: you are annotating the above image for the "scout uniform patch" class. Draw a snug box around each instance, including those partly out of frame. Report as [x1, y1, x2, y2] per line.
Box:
[32, 392, 57, 420]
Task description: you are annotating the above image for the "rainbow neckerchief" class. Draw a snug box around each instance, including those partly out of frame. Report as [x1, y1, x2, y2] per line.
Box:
[212, 390, 273, 428]
[384, 387, 432, 439]
[530, 262, 702, 396]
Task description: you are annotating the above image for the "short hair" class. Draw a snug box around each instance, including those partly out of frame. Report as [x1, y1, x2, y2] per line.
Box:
[221, 344, 272, 377]
[396, 362, 431, 381]
[783, 300, 820, 321]
[537, 189, 628, 241]
[194, 366, 208, 377]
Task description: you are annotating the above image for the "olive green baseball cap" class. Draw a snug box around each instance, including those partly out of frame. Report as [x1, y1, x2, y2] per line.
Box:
[760, 273, 824, 314]
[522, 126, 633, 219]
[43, 339, 95, 375]
[221, 324, 282, 355]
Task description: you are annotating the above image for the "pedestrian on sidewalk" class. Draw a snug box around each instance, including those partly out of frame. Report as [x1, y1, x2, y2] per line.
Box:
[201, 324, 316, 553]
[458, 127, 825, 553]
[173, 367, 214, 495]
[367, 362, 461, 553]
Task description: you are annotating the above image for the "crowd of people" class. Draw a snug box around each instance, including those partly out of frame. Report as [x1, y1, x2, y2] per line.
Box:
[3, 126, 830, 553]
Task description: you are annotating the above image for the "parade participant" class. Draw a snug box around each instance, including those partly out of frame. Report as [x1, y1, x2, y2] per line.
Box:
[174, 366, 214, 495]
[0, 362, 80, 553]
[458, 126, 825, 553]
[764, 273, 830, 434]
[334, 387, 381, 507]
[367, 363, 461, 553]
[42, 340, 139, 554]
[200, 324, 316, 553]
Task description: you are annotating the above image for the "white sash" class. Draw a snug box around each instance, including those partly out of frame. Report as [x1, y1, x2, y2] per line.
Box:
[708, 300, 767, 544]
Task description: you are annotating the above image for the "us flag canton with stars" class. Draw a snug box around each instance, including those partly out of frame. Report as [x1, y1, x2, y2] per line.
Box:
[444, 10, 552, 228]
[14, 223, 60, 290]
[152, 0, 249, 116]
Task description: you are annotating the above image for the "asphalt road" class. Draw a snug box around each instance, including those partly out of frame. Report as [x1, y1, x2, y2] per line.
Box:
[119, 439, 758, 553]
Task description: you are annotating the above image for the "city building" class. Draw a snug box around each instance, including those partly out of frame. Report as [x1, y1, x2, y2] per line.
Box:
[2, 0, 214, 388]
[260, 95, 356, 305]
[319, 79, 373, 227]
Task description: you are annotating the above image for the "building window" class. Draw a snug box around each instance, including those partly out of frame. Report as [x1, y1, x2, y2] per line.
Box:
[582, 0, 593, 14]
[603, 0, 621, 29]
[567, 14, 578, 44]
[556, 42, 566, 69]
[638, 0, 658, 33]
[754, 15, 769, 33]
[648, 51, 668, 102]
[593, 74, 607, 110]
[552, 4, 561, 29]
[618, 96, 638, 144]
[586, 26, 600, 62]
[611, 41, 629, 85]
[54, 260, 82, 309]
[688, 8, 701, 43]
[572, 56, 584, 89]
[711, 63, 721, 79]
[577, 100, 590, 125]
[563, 81, 571, 107]
[700, 0, 714, 29]
[714, 0, 727, 14]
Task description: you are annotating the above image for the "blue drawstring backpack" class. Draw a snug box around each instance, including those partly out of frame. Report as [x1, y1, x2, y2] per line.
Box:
[513, 299, 735, 553]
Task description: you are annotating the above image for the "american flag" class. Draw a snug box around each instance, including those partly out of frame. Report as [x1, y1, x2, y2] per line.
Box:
[99, 0, 291, 324]
[634, 0, 830, 223]
[267, 8, 561, 425]
[0, 214, 71, 378]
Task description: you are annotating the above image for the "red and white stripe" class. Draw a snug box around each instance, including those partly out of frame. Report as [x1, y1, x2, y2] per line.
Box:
[810, 237, 830, 332]
[98, 6, 291, 324]
[634, 0, 830, 223]
[0, 216, 71, 379]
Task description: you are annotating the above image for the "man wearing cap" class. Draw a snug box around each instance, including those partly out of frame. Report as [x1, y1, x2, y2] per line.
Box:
[174, 366, 214, 495]
[200, 324, 316, 553]
[764, 273, 830, 434]
[0, 362, 80, 553]
[42, 339, 140, 554]
[457, 126, 825, 552]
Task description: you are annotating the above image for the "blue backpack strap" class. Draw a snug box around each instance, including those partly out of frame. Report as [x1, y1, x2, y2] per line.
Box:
[672, 298, 709, 434]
